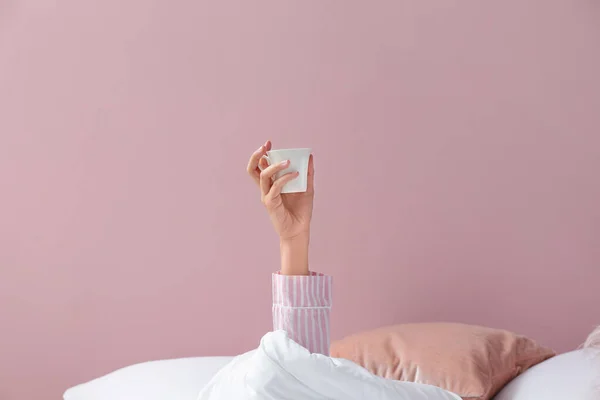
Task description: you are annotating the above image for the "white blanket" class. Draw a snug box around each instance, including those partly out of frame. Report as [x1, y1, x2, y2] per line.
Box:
[197, 331, 461, 400]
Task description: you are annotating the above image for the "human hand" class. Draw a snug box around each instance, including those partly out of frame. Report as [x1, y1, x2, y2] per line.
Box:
[247, 140, 315, 241]
[247, 141, 315, 275]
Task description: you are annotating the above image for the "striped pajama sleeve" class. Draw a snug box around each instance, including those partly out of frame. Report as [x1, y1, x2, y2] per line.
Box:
[272, 272, 333, 356]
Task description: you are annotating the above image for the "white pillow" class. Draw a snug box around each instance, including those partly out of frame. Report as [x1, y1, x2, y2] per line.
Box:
[494, 349, 600, 400]
[63, 357, 233, 400]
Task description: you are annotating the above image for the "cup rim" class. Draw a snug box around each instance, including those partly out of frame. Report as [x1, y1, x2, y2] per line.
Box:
[267, 148, 311, 153]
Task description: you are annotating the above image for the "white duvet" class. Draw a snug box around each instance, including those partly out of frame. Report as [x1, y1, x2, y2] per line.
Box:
[197, 330, 461, 400]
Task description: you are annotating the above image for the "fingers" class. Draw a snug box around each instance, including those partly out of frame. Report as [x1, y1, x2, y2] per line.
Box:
[246, 140, 271, 185]
[260, 160, 290, 196]
[247, 145, 267, 184]
[266, 171, 299, 200]
[307, 154, 315, 192]
[258, 156, 269, 171]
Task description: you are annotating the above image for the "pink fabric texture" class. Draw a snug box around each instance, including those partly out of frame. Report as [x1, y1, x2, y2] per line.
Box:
[272, 272, 332, 355]
[330, 323, 555, 400]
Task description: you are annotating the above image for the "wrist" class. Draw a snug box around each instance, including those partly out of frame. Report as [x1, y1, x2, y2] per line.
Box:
[280, 232, 310, 248]
[280, 233, 310, 276]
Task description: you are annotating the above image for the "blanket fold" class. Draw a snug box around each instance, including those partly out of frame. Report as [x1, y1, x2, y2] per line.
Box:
[197, 331, 461, 400]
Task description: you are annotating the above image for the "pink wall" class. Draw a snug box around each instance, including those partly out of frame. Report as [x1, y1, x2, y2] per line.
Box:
[1, 1, 599, 399]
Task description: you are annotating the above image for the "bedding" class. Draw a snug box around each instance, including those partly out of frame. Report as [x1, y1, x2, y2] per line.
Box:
[493, 348, 600, 400]
[196, 330, 461, 400]
[63, 356, 233, 400]
[330, 322, 555, 400]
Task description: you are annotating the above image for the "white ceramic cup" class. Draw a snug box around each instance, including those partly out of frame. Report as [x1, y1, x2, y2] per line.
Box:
[260, 148, 311, 193]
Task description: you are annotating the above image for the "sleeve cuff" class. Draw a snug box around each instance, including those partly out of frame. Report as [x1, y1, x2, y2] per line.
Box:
[272, 272, 332, 308]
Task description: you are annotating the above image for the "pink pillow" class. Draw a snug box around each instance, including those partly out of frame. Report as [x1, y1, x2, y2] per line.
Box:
[330, 323, 555, 400]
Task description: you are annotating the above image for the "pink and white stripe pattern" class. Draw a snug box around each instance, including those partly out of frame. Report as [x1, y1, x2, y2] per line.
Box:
[272, 272, 333, 356]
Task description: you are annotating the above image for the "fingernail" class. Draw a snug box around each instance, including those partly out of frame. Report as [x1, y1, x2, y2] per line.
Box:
[280, 160, 289, 166]
[258, 145, 264, 152]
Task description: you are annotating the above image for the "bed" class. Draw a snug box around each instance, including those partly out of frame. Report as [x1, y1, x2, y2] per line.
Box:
[63, 356, 234, 400]
[64, 327, 600, 400]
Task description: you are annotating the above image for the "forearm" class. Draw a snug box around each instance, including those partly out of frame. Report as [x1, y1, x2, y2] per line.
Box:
[273, 233, 332, 355]
[279, 233, 310, 276]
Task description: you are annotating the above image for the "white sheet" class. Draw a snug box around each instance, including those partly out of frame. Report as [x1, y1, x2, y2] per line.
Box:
[64, 356, 234, 400]
[197, 330, 461, 400]
[494, 349, 600, 400]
